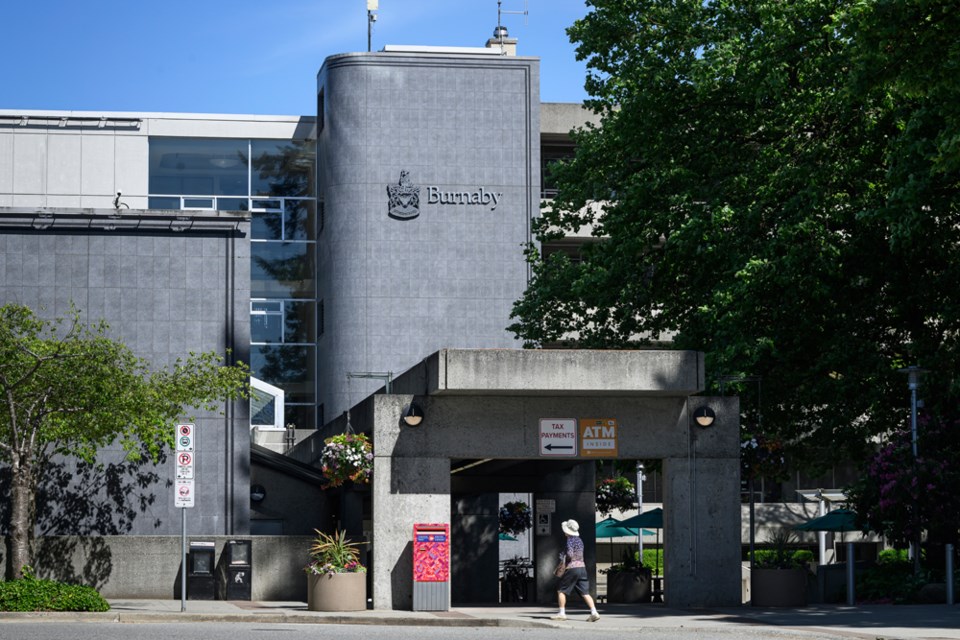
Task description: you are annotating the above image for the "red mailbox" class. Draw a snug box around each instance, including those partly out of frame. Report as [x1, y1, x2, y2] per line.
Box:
[413, 523, 449, 610]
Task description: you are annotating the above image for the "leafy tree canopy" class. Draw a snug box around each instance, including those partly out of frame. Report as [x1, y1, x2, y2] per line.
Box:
[0, 303, 249, 577]
[510, 0, 960, 470]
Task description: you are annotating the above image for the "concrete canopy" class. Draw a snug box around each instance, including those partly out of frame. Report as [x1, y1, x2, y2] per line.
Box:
[335, 349, 741, 610]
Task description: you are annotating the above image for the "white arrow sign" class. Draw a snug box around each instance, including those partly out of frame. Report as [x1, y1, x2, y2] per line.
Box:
[540, 418, 578, 456]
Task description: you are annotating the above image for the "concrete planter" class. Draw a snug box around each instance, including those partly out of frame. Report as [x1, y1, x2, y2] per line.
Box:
[751, 568, 807, 607]
[607, 569, 652, 603]
[306, 572, 366, 611]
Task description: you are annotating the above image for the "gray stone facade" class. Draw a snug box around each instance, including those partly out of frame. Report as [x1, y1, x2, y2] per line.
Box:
[0, 209, 251, 536]
[316, 51, 540, 421]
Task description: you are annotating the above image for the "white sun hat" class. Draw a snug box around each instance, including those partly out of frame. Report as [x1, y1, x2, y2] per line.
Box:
[561, 519, 580, 536]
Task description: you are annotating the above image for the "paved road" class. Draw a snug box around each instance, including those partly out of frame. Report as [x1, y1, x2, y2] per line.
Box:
[0, 621, 865, 640]
[1, 600, 958, 640]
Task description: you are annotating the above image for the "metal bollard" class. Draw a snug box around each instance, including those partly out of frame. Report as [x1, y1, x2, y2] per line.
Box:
[846, 541, 855, 606]
[947, 544, 955, 606]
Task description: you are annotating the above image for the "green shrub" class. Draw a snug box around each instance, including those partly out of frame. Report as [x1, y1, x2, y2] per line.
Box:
[642, 548, 664, 572]
[752, 530, 813, 569]
[856, 557, 927, 604]
[0, 567, 109, 612]
[602, 548, 663, 574]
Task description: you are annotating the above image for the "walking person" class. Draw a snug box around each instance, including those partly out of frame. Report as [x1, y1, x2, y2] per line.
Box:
[552, 519, 601, 622]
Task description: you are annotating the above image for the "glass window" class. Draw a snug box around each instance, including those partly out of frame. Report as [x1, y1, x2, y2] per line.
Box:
[183, 197, 214, 209]
[250, 386, 279, 425]
[149, 138, 248, 196]
[149, 138, 316, 202]
[250, 243, 315, 298]
[252, 199, 282, 210]
[251, 140, 315, 198]
[251, 345, 315, 404]
[148, 196, 179, 209]
[250, 300, 312, 343]
[284, 300, 314, 344]
[284, 200, 315, 240]
[251, 211, 282, 241]
[251, 300, 283, 343]
[285, 404, 316, 430]
[217, 197, 248, 212]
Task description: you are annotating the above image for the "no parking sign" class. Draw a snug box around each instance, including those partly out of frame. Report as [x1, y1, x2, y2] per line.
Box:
[175, 424, 195, 508]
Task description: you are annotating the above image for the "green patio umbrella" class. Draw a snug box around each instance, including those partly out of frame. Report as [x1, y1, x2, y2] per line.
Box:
[595, 517, 656, 565]
[793, 508, 859, 533]
[619, 507, 663, 530]
[596, 516, 640, 539]
[498, 532, 518, 541]
[794, 508, 862, 606]
[619, 508, 664, 579]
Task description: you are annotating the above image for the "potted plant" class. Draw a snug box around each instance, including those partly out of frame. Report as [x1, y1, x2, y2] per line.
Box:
[750, 530, 814, 607]
[596, 476, 636, 516]
[601, 549, 652, 603]
[304, 529, 367, 611]
[320, 433, 373, 488]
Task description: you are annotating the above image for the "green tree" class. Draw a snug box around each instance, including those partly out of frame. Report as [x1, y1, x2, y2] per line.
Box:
[510, 0, 960, 470]
[0, 304, 249, 579]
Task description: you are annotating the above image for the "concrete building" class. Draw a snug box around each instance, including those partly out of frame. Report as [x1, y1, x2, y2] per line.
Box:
[0, 35, 747, 608]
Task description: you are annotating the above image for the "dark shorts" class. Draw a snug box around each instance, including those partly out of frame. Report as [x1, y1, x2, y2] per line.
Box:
[557, 566, 591, 596]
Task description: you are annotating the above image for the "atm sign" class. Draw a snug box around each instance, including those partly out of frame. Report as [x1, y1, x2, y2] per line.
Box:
[580, 418, 619, 457]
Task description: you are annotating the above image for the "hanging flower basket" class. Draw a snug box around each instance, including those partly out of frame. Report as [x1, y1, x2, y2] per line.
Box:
[740, 434, 787, 481]
[499, 501, 533, 537]
[596, 476, 636, 516]
[320, 433, 373, 488]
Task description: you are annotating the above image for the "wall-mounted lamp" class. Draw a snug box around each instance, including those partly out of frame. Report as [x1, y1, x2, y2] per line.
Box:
[250, 484, 266, 503]
[693, 406, 716, 427]
[402, 403, 424, 427]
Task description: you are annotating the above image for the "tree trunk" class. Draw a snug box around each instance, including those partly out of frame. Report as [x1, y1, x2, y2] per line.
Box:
[9, 455, 36, 579]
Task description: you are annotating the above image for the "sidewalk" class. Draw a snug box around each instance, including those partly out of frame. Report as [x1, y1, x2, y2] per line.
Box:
[2, 599, 958, 639]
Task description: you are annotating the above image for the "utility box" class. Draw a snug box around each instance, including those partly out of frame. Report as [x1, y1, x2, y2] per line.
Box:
[187, 541, 216, 600]
[216, 539, 252, 600]
[412, 523, 450, 611]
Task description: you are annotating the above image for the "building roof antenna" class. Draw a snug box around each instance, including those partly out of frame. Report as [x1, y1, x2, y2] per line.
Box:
[496, 0, 528, 52]
[367, 0, 379, 53]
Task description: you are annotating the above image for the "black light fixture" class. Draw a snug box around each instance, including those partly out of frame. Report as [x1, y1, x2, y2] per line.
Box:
[402, 402, 424, 427]
[693, 406, 716, 427]
[250, 484, 266, 503]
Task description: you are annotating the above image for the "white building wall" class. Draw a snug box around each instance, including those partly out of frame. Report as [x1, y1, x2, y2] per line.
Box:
[0, 110, 311, 210]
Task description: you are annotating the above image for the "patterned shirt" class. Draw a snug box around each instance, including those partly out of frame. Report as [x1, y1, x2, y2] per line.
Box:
[564, 535, 585, 568]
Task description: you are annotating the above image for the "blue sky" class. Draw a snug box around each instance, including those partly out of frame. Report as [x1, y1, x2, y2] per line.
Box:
[1, 0, 591, 115]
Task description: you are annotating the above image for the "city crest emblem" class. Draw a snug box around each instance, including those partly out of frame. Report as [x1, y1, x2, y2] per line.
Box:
[387, 170, 421, 220]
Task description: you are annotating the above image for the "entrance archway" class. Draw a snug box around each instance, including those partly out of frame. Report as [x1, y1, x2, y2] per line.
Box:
[342, 349, 741, 610]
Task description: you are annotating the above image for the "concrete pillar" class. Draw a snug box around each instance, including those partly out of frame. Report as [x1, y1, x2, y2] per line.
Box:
[662, 401, 741, 607]
[371, 453, 450, 609]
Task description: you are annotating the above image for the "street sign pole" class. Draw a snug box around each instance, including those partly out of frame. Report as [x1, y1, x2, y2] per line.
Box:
[175, 423, 195, 612]
[181, 507, 186, 612]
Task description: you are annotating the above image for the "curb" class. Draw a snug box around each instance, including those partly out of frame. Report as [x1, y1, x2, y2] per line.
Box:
[0, 610, 557, 629]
